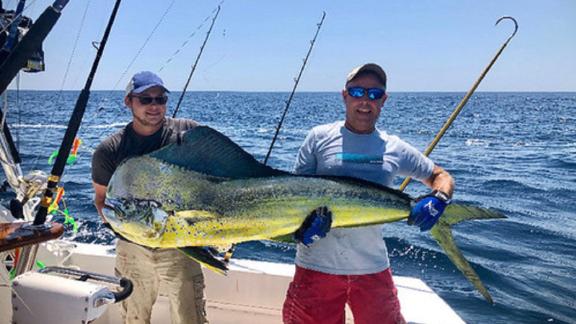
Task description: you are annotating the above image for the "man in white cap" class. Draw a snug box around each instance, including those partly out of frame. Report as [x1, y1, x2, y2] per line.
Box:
[92, 71, 207, 324]
[283, 63, 454, 324]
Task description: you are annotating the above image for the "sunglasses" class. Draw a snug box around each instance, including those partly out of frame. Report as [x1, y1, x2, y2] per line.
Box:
[346, 87, 386, 100]
[131, 95, 168, 105]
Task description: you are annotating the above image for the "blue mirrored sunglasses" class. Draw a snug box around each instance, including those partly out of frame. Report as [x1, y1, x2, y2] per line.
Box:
[346, 87, 386, 100]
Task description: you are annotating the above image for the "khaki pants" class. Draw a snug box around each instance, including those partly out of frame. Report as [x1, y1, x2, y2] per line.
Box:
[116, 239, 207, 324]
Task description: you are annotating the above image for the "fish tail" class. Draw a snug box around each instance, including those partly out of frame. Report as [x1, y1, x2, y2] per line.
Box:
[442, 204, 506, 225]
[431, 204, 506, 304]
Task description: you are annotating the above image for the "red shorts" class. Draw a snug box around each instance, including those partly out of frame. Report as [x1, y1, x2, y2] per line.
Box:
[282, 266, 405, 324]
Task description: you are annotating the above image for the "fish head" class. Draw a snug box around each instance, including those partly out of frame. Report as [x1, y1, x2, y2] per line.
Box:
[102, 197, 170, 242]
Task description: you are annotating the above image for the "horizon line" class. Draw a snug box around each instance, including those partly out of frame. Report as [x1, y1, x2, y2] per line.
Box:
[5, 89, 576, 94]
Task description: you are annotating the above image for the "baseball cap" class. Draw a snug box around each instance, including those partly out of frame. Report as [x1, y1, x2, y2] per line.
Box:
[125, 71, 169, 96]
[346, 63, 387, 88]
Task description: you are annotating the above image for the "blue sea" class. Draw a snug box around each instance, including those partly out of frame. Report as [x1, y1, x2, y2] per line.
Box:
[3, 90, 575, 323]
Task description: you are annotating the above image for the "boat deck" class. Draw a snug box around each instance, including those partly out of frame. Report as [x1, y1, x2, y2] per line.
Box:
[2, 242, 464, 323]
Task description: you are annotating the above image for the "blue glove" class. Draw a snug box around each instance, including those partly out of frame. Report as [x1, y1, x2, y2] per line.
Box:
[408, 190, 451, 231]
[294, 206, 332, 246]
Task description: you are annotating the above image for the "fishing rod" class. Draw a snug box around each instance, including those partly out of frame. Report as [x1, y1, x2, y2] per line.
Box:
[0, 0, 72, 258]
[33, 0, 122, 226]
[0, 0, 69, 92]
[223, 11, 327, 263]
[0, 0, 71, 189]
[398, 16, 518, 192]
[263, 11, 326, 165]
[172, 5, 221, 118]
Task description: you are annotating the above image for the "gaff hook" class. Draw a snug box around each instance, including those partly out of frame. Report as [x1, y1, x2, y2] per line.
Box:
[399, 16, 519, 192]
[495, 16, 518, 45]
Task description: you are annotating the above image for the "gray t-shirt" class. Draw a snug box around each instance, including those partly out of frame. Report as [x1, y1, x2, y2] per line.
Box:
[294, 121, 434, 275]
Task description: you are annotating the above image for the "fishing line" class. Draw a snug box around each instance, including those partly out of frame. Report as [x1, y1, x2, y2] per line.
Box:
[111, 0, 176, 91]
[69, 0, 109, 89]
[158, 1, 224, 73]
[57, 0, 90, 91]
[172, 4, 221, 118]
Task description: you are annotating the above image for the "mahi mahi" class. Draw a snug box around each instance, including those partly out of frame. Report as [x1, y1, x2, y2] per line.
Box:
[103, 126, 505, 303]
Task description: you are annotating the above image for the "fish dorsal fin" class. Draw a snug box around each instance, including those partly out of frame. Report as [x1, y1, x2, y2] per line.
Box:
[149, 126, 287, 179]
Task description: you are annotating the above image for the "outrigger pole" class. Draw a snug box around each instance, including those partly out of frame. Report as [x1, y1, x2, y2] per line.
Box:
[33, 0, 123, 226]
[263, 11, 326, 165]
[223, 12, 327, 263]
[399, 16, 518, 192]
[172, 5, 221, 118]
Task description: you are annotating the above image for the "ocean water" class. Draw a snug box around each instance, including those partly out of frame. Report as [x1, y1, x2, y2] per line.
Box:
[2, 90, 575, 323]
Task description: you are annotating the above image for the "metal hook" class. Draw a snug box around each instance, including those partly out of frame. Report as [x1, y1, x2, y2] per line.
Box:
[495, 16, 518, 44]
[91, 41, 100, 51]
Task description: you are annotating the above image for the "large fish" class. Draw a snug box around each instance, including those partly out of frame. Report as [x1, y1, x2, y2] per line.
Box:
[103, 126, 505, 303]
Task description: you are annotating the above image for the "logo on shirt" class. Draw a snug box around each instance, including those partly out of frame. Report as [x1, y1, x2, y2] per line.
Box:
[336, 153, 383, 164]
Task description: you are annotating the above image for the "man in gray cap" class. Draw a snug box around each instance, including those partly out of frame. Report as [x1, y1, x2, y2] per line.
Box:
[283, 63, 454, 323]
[92, 71, 207, 324]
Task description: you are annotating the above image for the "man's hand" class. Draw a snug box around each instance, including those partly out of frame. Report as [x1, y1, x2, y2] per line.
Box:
[408, 190, 451, 231]
[294, 206, 332, 246]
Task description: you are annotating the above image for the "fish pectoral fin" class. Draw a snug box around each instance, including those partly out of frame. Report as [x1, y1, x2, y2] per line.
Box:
[174, 210, 220, 225]
[178, 246, 228, 275]
[431, 219, 494, 304]
[271, 234, 295, 243]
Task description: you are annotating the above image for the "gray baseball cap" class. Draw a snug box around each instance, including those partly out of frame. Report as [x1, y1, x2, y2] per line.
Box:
[346, 63, 387, 88]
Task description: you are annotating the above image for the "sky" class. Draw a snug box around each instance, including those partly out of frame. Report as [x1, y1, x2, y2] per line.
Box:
[6, 0, 576, 92]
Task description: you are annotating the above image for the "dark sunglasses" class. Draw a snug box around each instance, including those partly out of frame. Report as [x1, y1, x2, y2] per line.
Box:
[346, 87, 386, 100]
[131, 95, 168, 105]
